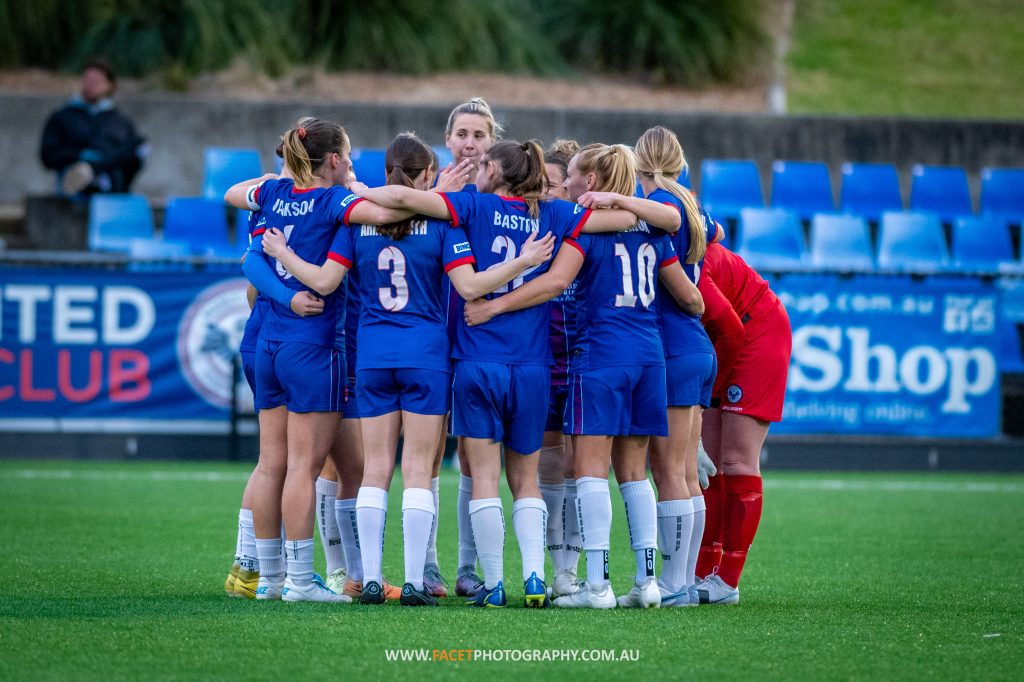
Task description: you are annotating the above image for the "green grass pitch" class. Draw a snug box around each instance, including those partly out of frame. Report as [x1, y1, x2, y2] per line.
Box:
[1, 458, 1021, 680]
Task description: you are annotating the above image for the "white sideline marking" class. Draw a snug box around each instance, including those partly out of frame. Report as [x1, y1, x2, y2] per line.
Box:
[0, 469, 1021, 493]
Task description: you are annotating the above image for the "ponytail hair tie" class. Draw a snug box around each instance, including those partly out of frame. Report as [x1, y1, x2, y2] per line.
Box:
[521, 142, 529, 151]
[297, 127, 307, 140]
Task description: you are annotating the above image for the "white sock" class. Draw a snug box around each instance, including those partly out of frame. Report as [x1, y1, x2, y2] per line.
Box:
[512, 497, 547, 582]
[238, 508, 258, 572]
[336, 498, 362, 582]
[620, 479, 658, 584]
[255, 537, 284, 581]
[657, 498, 694, 592]
[402, 488, 435, 590]
[284, 537, 315, 586]
[539, 482, 565, 566]
[457, 475, 477, 572]
[561, 478, 582, 574]
[469, 498, 504, 589]
[576, 477, 611, 588]
[689, 495, 706, 586]
[425, 476, 440, 567]
[356, 486, 388, 585]
[315, 477, 345, 575]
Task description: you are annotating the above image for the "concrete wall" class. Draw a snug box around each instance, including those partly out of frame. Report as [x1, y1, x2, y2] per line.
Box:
[5, 93, 1024, 204]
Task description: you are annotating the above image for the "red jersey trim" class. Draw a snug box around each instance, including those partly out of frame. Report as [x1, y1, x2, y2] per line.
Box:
[327, 252, 353, 268]
[660, 254, 680, 268]
[251, 227, 267, 237]
[565, 238, 585, 256]
[291, 186, 318, 194]
[439, 193, 460, 227]
[444, 255, 476, 273]
[662, 201, 683, 215]
[341, 197, 365, 226]
[570, 208, 593, 239]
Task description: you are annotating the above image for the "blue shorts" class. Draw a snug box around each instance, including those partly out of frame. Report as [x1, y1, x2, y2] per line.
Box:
[566, 365, 668, 437]
[356, 368, 451, 417]
[546, 384, 569, 433]
[451, 360, 549, 455]
[240, 350, 257, 394]
[665, 352, 717, 408]
[342, 376, 363, 419]
[255, 339, 345, 413]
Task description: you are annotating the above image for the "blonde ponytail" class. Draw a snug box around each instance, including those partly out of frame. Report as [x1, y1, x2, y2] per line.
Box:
[636, 126, 706, 264]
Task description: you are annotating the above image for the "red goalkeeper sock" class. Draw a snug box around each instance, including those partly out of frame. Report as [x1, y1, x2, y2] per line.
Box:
[696, 474, 725, 579]
[717, 474, 763, 589]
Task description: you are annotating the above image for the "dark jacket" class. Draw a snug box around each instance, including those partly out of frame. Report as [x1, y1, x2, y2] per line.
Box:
[40, 96, 145, 192]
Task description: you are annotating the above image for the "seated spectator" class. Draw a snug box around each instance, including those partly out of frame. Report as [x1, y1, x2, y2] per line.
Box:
[39, 59, 147, 197]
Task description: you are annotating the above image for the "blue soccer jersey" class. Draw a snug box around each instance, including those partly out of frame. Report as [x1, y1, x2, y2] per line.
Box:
[244, 178, 363, 347]
[567, 223, 678, 371]
[649, 188, 717, 358]
[239, 211, 268, 355]
[331, 219, 475, 373]
[440, 192, 592, 365]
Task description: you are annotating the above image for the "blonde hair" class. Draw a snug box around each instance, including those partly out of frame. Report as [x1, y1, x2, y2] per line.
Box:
[280, 117, 350, 188]
[445, 97, 504, 140]
[635, 126, 706, 264]
[574, 143, 637, 198]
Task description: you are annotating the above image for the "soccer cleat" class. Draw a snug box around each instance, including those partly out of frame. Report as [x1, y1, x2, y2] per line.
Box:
[282, 574, 351, 603]
[616, 578, 661, 608]
[455, 567, 485, 597]
[400, 582, 439, 606]
[423, 563, 449, 598]
[224, 563, 240, 597]
[325, 567, 348, 595]
[523, 571, 550, 608]
[696, 574, 740, 605]
[359, 580, 387, 604]
[255, 576, 284, 601]
[343, 578, 401, 600]
[467, 581, 507, 608]
[550, 569, 582, 599]
[233, 567, 260, 599]
[553, 582, 616, 609]
[657, 580, 695, 607]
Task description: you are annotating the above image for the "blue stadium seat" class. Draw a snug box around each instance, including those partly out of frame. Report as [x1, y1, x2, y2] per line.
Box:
[809, 213, 875, 272]
[771, 161, 834, 220]
[163, 197, 232, 256]
[736, 208, 807, 271]
[699, 159, 764, 222]
[88, 194, 155, 252]
[201, 147, 263, 201]
[909, 165, 972, 223]
[432, 146, 453, 168]
[980, 167, 1024, 223]
[839, 163, 903, 222]
[351, 148, 388, 187]
[951, 215, 1020, 274]
[128, 238, 191, 259]
[877, 211, 949, 273]
[1000, 321, 1024, 374]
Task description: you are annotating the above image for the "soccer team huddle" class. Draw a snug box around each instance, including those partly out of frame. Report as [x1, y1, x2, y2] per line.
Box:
[222, 97, 793, 609]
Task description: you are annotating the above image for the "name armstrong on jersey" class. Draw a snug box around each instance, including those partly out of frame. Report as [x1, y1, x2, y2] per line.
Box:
[360, 221, 429, 237]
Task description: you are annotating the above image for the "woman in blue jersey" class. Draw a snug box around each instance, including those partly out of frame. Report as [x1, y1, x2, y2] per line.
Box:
[224, 117, 414, 603]
[463, 144, 705, 609]
[349, 140, 683, 607]
[538, 140, 587, 599]
[636, 126, 724, 607]
[262, 132, 553, 606]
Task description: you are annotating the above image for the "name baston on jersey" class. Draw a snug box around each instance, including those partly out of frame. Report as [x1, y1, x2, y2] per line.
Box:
[245, 178, 364, 347]
[439, 192, 592, 365]
[330, 218, 475, 373]
[567, 222, 678, 371]
[649, 187, 717, 358]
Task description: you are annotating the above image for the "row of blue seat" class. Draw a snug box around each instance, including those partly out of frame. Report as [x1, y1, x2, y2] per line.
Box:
[735, 209, 1022, 275]
[701, 160, 1024, 224]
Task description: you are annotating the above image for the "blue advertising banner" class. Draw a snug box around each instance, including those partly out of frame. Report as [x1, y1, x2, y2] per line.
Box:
[769, 274, 1001, 438]
[0, 266, 252, 432]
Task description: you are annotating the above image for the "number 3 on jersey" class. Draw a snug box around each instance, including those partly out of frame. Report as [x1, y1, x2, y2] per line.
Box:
[378, 246, 409, 311]
[614, 242, 657, 308]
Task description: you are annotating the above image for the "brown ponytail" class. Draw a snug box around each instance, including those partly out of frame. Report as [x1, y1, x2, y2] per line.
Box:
[376, 132, 436, 240]
[280, 117, 350, 189]
[486, 139, 547, 219]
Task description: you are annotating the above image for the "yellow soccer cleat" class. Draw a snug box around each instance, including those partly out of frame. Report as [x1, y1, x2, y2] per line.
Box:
[225, 563, 241, 598]
[233, 567, 260, 599]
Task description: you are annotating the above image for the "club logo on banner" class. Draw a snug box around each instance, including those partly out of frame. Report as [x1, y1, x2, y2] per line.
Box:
[771, 274, 1001, 438]
[176, 278, 252, 410]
